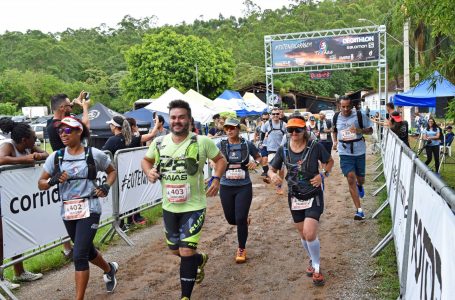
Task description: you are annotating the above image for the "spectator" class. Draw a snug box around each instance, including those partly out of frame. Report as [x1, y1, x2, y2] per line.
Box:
[444, 126, 454, 146]
[0, 118, 45, 289]
[278, 107, 288, 123]
[102, 116, 133, 155]
[208, 115, 226, 137]
[422, 117, 441, 173]
[126, 117, 164, 147]
[389, 111, 409, 147]
[306, 115, 319, 135]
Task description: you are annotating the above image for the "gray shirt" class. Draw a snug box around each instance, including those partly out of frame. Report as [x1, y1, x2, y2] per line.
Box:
[334, 111, 372, 156]
[43, 147, 111, 217]
[261, 120, 287, 152]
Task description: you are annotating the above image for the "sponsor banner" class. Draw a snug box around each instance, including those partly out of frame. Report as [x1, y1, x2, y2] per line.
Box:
[310, 71, 331, 80]
[387, 138, 401, 215]
[271, 33, 379, 69]
[383, 130, 396, 189]
[117, 148, 162, 214]
[393, 151, 413, 276]
[405, 174, 455, 299]
[0, 166, 112, 258]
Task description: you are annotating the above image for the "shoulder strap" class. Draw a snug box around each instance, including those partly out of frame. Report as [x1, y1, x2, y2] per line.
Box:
[357, 110, 364, 129]
[333, 112, 340, 133]
[54, 148, 65, 175]
[85, 147, 97, 180]
[220, 139, 228, 158]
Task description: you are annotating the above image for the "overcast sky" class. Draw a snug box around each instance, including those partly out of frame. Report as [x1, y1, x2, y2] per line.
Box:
[0, 0, 292, 34]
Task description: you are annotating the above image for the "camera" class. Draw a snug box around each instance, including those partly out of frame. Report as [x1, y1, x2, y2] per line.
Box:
[83, 92, 90, 100]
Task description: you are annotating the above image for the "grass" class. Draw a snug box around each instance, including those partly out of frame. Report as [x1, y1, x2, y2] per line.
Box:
[369, 171, 400, 299]
[3, 205, 162, 281]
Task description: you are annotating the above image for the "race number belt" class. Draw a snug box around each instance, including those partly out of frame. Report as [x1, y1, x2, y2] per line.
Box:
[226, 164, 246, 180]
[320, 133, 328, 141]
[165, 183, 190, 203]
[63, 198, 90, 221]
[340, 128, 357, 141]
[290, 196, 314, 211]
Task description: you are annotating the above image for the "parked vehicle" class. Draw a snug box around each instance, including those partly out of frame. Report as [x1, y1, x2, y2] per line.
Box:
[319, 110, 335, 121]
[31, 123, 47, 141]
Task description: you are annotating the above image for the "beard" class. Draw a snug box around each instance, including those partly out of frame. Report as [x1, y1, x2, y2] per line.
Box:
[170, 121, 190, 136]
[64, 111, 71, 117]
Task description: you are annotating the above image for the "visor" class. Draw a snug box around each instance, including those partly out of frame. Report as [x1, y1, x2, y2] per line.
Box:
[60, 117, 83, 130]
[287, 118, 306, 128]
[106, 118, 122, 127]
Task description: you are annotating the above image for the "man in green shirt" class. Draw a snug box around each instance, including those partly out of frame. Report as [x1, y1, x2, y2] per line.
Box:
[142, 100, 226, 300]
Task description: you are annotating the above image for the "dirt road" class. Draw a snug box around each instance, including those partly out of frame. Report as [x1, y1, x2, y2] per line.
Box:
[16, 154, 382, 300]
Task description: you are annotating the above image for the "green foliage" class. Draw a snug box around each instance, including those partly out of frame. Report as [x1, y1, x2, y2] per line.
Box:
[123, 30, 235, 100]
[0, 102, 18, 115]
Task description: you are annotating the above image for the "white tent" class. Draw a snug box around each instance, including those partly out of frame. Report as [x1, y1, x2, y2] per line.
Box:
[184, 89, 213, 107]
[146, 87, 214, 124]
[242, 92, 267, 113]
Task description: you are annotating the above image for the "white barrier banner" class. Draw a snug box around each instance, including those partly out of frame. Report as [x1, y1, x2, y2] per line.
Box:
[393, 151, 413, 276]
[387, 138, 401, 216]
[0, 166, 113, 259]
[405, 174, 455, 300]
[383, 131, 396, 189]
[117, 148, 162, 214]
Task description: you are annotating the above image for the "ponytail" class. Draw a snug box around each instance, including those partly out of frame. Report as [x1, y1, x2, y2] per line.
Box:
[121, 120, 132, 146]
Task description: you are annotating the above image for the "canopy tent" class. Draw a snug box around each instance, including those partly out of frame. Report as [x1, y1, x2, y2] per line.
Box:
[393, 71, 455, 107]
[184, 89, 213, 107]
[212, 90, 258, 117]
[79, 103, 122, 138]
[242, 92, 268, 114]
[124, 108, 169, 129]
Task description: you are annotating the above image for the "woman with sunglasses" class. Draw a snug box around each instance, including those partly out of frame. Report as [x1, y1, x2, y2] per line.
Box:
[38, 117, 118, 299]
[268, 115, 334, 286]
[217, 118, 261, 263]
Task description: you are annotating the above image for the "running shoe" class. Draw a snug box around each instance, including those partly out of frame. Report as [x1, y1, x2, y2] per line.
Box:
[61, 248, 73, 261]
[13, 271, 43, 282]
[354, 211, 365, 220]
[235, 248, 247, 264]
[133, 214, 147, 225]
[305, 260, 314, 277]
[312, 272, 325, 286]
[195, 253, 208, 284]
[1, 279, 20, 290]
[181, 297, 190, 300]
[103, 262, 119, 293]
[357, 184, 365, 198]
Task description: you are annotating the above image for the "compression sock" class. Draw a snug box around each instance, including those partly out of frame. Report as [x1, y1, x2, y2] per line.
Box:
[307, 238, 321, 273]
[180, 255, 198, 298]
[300, 239, 311, 259]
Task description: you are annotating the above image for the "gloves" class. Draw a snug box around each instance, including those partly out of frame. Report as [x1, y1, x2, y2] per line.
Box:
[48, 172, 62, 186]
[98, 183, 111, 195]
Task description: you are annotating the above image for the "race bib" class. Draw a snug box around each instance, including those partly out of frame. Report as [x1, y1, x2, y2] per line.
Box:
[340, 128, 357, 141]
[63, 198, 90, 221]
[290, 196, 314, 211]
[320, 133, 328, 141]
[166, 183, 190, 203]
[226, 168, 246, 180]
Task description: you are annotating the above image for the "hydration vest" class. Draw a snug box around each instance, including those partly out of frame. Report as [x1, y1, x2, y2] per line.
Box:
[220, 137, 250, 171]
[53, 147, 97, 181]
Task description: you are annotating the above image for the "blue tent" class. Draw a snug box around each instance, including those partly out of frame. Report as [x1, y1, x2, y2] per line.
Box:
[393, 71, 455, 107]
[215, 90, 262, 116]
[124, 108, 169, 129]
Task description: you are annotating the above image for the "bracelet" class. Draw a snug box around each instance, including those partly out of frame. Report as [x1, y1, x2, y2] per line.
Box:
[211, 176, 220, 181]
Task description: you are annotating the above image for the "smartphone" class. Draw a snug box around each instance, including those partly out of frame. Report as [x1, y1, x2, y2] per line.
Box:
[83, 92, 90, 100]
[153, 112, 157, 119]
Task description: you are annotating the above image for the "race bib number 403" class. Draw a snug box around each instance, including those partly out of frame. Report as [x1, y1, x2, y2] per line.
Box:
[165, 184, 190, 203]
[63, 198, 90, 220]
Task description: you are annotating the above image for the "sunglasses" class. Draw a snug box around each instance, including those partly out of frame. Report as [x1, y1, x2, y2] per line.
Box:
[261, 118, 269, 121]
[224, 125, 237, 131]
[58, 127, 75, 135]
[287, 127, 305, 133]
[271, 113, 280, 116]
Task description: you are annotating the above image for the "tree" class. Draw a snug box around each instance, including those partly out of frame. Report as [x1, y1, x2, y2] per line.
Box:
[123, 30, 235, 99]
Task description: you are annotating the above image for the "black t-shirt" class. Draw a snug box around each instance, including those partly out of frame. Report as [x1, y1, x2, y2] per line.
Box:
[209, 127, 224, 136]
[46, 118, 64, 151]
[392, 121, 409, 147]
[102, 134, 127, 155]
[129, 136, 142, 148]
[270, 141, 330, 190]
[280, 116, 288, 123]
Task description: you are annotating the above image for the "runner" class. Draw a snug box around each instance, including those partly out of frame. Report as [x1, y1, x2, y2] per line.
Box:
[317, 112, 333, 154]
[268, 115, 334, 286]
[217, 118, 261, 263]
[332, 97, 373, 220]
[261, 107, 287, 194]
[141, 100, 227, 300]
[256, 112, 270, 177]
[38, 117, 118, 299]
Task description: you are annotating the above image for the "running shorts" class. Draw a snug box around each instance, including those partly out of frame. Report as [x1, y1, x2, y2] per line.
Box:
[163, 208, 206, 250]
[287, 191, 324, 223]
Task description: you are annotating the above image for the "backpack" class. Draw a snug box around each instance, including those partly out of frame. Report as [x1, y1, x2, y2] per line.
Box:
[332, 111, 364, 133]
[53, 147, 97, 181]
[267, 119, 286, 135]
[220, 137, 250, 171]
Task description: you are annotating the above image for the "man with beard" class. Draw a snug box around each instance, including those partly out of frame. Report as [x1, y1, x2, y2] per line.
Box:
[141, 100, 227, 300]
[47, 92, 90, 151]
[46, 91, 90, 259]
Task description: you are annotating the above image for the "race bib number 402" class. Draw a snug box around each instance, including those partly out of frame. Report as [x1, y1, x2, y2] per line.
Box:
[63, 198, 90, 220]
[165, 184, 190, 203]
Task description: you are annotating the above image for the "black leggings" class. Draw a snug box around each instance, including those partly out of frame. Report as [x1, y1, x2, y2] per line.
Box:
[220, 184, 253, 249]
[63, 213, 100, 271]
[425, 145, 440, 172]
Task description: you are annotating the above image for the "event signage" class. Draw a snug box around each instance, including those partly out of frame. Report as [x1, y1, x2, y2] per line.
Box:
[405, 174, 455, 299]
[0, 166, 113, 258]
[116, 148, 162, 214]
[310, 71, 331, 80]
[271, 33, 379, 68]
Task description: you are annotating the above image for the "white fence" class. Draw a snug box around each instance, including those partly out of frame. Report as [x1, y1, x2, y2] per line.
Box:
[377, 128, 455, 299]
